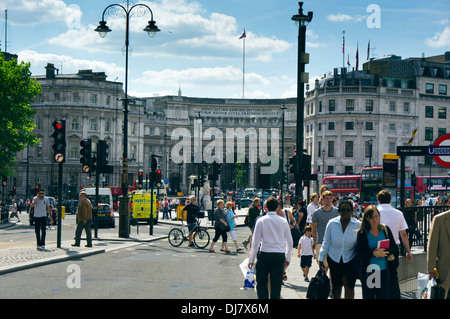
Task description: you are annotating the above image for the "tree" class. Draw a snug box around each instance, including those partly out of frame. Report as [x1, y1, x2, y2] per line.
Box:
[0, 55, 41, 178]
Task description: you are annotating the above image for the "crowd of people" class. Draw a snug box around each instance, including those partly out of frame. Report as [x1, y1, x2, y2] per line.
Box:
[239, 186, 449, 300]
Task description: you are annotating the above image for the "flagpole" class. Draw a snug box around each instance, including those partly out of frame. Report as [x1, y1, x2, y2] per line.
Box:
[242, 30, 245, 99]
[342, 30, 345, 70]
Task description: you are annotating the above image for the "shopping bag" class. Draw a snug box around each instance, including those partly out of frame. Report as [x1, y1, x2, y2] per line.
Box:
[417, 272, 432, 299]
[243, 268, 255, 290]
[239, 258, 249, 278]
[307, 269, 330, 299]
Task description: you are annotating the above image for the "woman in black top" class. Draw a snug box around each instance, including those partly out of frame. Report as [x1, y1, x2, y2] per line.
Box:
[208, 200, 231, 253]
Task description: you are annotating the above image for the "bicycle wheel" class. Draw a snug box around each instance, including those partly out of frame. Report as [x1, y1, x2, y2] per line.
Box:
[193, 228, 210, 249]
[168, 228, 184, 247]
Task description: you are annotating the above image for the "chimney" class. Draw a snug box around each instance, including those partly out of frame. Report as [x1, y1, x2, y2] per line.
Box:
[45, 63, 57, 79]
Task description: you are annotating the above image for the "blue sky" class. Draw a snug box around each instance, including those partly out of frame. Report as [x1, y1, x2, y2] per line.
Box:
[1, 0, 449, 99]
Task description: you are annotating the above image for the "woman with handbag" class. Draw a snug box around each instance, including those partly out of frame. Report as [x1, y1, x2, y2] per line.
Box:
[209, 200, 231, 253]
[356, 205, 399, 299]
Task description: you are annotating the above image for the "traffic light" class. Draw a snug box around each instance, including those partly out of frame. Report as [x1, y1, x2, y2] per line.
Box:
[289, 155, 298, 175]
[80, 139, 92, 173]
[301, 154, 312, 180]
[138, 171, 143, 189]
[411, 173, 417, 187]
[97, 140, 109, 173]
[155, 169, 162, 184]
[212, 162, 221, 180]
[51, 120, 66, 163]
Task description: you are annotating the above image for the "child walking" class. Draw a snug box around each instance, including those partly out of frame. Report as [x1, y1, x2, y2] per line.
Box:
[297, 226, 315, 281]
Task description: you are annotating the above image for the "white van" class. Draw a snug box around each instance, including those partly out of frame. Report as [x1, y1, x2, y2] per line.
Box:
[82, 188, 113, 211]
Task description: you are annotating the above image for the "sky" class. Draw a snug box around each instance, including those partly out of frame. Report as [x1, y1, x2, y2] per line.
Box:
[1, 0, 449, 99]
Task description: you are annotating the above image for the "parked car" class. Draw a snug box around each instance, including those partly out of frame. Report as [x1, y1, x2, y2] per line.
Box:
[92, 203, 115, 228]
[239, 198, 252, 209]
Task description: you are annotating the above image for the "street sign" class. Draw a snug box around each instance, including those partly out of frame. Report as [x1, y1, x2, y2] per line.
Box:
[54, 153, 65, 163]
[430, 134, 450, 168]
[397, 146, 427, 156]
[383, 153, 398, 188]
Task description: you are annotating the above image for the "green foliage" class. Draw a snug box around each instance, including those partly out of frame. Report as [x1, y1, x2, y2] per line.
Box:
[0, 55, 41, 177]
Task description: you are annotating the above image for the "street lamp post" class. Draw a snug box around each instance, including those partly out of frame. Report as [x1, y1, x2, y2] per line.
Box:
[292, 2, 313, 200]
[368, 138, 373, 167]
[280, 102, 287, 207]
[95, 1, 160, 238]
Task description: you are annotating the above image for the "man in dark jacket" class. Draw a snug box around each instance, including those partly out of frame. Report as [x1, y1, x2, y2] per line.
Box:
[242, 197, 261, 249]
[72, 191, 93, 247]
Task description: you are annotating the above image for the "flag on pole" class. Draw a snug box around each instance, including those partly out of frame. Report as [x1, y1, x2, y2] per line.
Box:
[367, 40, 370, 60]
[239, 30, 246, 39]
[355, 43, 359, 71]
[408, 128, 418, 146]
[347, 54, 350, 66]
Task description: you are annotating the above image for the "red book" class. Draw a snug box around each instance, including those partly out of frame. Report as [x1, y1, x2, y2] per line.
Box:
[377, 239, 390, 250]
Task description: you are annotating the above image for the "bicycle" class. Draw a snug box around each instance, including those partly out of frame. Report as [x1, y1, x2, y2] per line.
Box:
[168, 214, 210, 249]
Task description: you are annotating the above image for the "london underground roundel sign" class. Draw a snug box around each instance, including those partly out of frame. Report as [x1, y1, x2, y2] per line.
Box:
[431, 134, 450, 168]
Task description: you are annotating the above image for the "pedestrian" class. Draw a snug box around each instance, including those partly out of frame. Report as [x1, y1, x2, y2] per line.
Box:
[72, 190, 93, 247]
[377, 190, 413, 299]
[427, 208, 450, 299]
[356, 205, 398, 299]
[162, 196, 170, 219]
[30, 189, 52, 249]
[311, 190, 339, 273]
[319, 200, 361, 299]
[209, 199, 231, 253]
[295, 200, 308, 233]
[223, 201, 243, 252]
[181, 195, 200, 247]
[248, 197, 293, 299]
[298, 225, 315, 282]
[242, 197, 261, 249]
[9, 199, 20, 222]
[306, 193, 319, 225]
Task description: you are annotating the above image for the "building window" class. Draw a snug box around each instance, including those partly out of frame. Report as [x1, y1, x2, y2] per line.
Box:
[389, 123, 396, 132]
[438, 107, 447, 119]
[438, 128, 447, 137]
[345, 122, 354, 130]
[73, 93, 80, 103]
[69, 141, 78, 159]
[425, 83, 434, 94]
[91, 94, 97, 104]
[404, 102, 410, 113]
[36, 140, 43, 158]
[425, 106, 434, 118]
[105, 119, 111, 133]
[329, 100, 336, 112]
[106, 96, 111, 106]
[328, 122, 335, 131]
[90, 118, 97, 131]
[71, 117, 79, 131]
[318, 123, 322, 131]
[131, 122, 137, 136]
[346, 99, 354, 111]
[365, 99, 374, 112]
[439, 84, 447, 95]
[344, 166, 353, 174]
[319, 101, 322, 112]
[389, 142, 395, 153]
[54, 92, 60, 102]
[327, 166, 334, 174]
[328, 141, 335, 157]
[425, 127, 433, 141]
[389, 101, 396, 112]
[366, 122, 373, 130]
[345, 141, 353, 157]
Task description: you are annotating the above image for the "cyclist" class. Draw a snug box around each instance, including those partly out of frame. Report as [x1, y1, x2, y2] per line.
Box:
[182, 195, 200, 247]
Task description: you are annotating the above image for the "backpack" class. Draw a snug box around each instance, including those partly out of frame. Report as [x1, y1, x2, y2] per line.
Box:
[306, 269, 331, 299]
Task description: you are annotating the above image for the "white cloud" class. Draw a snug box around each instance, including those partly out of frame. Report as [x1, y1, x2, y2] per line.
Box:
[3, 0, 82, 26]
[425, 27, 450, 48]
[327, 13, 366, 23]
[18, 50, 124, 80]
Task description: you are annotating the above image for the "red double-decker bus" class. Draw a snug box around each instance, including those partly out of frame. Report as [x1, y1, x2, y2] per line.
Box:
[322, 175, 360, 197]
[416, 176, 450, 195]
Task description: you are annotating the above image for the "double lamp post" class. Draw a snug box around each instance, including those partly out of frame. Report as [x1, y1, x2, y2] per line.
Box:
[94, 1, 160, 238]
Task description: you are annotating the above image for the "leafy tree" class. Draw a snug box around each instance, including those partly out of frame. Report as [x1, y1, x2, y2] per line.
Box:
[0, 55, 41, 178]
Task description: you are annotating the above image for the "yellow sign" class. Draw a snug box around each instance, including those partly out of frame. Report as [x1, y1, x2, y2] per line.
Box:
[132, 193, 157, 220]
[383, 153, 399, 160]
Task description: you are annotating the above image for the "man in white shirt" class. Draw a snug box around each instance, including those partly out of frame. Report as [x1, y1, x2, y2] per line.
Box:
[306, 193, 319, 225]
[377, 190, 413, 299]
[30, 189, 52, 249]
[248, 197, 293, 299]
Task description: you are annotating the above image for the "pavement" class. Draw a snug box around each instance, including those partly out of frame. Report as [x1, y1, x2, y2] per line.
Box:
[0, 207, 422, 299]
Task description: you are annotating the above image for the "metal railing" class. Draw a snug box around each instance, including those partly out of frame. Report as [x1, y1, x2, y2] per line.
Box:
[401, 205, 449, 252]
